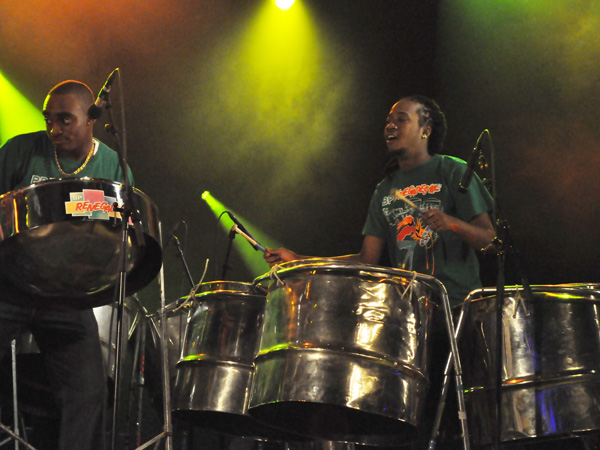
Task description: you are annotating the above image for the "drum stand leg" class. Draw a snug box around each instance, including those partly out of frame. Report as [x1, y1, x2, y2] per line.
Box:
[424, 280, 471, 450]
[135, 317, 147, 448]
[0, 340, 36, 450]
[133, 245, 173, 450]
[123, 310, 146, 450]
[427, 300, 470, 450]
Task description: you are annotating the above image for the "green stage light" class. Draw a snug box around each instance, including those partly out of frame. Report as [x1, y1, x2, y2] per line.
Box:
[275, 0, 295, 11]
[0, 71, 43, 145]
[202, 191, 281, 279]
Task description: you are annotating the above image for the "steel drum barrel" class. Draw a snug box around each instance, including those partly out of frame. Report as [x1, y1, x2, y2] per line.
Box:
[143, 298, 193, 416]
[172, 281, 297, 440]
[248, 259, 439, 446]
[0, 178, 162, 308]
[459, 284, 600, 446]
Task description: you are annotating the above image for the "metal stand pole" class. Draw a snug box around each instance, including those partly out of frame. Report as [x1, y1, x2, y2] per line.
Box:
[427, 296, 472, 449]
[11, 340, 19, 450]
[220, 227, 236, 280]
[0, 340, 36, 450]
[425, 279, 471, 450]
[101, 69, 148, 450]
[124, 308, 147, 450]
[135, 248, 173, 450]
[135, 318, 147, 449]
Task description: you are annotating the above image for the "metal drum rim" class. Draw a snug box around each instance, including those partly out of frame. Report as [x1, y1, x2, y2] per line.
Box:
[0, 176, 153, 203]
[254, 258, 441, 302]
[464, 283, 600, 305]
[0, 176, 162, 307]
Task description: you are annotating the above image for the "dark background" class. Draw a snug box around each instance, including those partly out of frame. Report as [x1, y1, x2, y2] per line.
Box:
[1, 0, 599, 446]
[2, 0, 599, 308]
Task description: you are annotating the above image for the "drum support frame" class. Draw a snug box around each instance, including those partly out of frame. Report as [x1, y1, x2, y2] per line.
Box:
[132, 257, 174, 450]
[109, 229, 174, 450]
[427, 295, 471, 450]
[103, 87, 172, 450]
[424, 277, 471, 450]
[0, 340, 37, 450]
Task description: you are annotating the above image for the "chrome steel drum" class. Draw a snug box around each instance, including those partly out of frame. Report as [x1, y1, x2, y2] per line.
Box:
[0, 178, 162, 308]
[146, 298, 194, 393]
[94, 300, 133, 381]
[248, 259, 439, 446]
[459, 284, 600, 445]
[139, 297, 192, 420]
[172, 281, 296, 440]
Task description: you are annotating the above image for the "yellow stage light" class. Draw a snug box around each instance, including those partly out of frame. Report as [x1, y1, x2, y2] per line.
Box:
[275, 0, 295, 11]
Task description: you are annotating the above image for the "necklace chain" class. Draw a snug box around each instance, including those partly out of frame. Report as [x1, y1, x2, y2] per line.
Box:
[54, 141, 95, 176]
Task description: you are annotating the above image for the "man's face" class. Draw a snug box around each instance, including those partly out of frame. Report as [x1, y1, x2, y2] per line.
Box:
[384, 99, 429, 157]
[43, 93, 94, 158]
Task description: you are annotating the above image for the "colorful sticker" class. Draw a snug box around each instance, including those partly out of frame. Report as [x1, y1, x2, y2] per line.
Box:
[64, 189, 120, 220]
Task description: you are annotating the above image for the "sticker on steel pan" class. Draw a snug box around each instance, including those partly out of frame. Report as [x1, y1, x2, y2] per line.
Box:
[64, 189, 121, 220]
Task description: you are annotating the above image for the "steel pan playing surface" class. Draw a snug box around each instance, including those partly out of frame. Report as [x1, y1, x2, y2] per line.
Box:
[249, 259, 439, 446]
[0, 178, 161, 308]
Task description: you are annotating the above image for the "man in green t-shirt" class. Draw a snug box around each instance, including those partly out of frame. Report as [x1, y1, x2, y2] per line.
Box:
[0, 80, 131, 450]
[263, 95, 495, 446]
[264, 95, 495, 307]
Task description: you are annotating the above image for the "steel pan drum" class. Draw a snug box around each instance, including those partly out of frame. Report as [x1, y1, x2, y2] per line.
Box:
[145, 298, 194, 395]
[94, 300, 133, 382]
[139, 297, 194, 421]
[459, 284, 600, 445]
[172, 281, 297, 440]
[249, 259, 439, 446]
[0, 178, 162, 308]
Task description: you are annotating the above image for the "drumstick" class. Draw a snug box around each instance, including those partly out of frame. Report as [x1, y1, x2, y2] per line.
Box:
[396, 193, 425, 216]
[231, 224, 267, 253]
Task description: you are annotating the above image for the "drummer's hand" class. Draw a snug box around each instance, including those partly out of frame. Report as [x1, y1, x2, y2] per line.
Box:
[264, 247, 298, 267]
[421, 209, 458, 233]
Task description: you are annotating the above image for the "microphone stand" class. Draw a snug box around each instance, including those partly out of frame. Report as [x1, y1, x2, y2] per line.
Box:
[483, 133, 533, 450]
[428, 131, 534, 449]
[172, 236, 195, 290]
[103, 83, 138, 450]
[102, 75, 172, 450]
[168, 234, 196, 449]
[220, 226, 237, 280]
[490, 204, 533, 450]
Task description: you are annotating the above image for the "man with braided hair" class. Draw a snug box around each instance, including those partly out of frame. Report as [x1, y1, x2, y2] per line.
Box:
[264, 95, 494, 307]
[263, 95, 495, 447]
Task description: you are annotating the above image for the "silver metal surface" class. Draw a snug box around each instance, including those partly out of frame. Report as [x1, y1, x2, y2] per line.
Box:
[93, 301, 132, 380]
[459, 284, 600, 445]
[172, 281, 296, 440]
[0, 178, 162, 308]
[249, 259, 439, 446]
[146, 299, 193, 383]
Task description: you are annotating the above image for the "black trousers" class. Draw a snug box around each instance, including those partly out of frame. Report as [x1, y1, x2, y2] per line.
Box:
[0, 297, 107, 450]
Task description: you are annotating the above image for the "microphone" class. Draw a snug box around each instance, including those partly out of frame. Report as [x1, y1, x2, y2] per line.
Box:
[88, 68, 119, 119]
[225, 211, 264, 252]
[458, 129, 487, 193]
[163, 220, 186, 248]
[164, 230, 179, 248]
[231, 225, 267, 253]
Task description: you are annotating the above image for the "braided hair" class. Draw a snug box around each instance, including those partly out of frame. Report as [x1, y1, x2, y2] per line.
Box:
[402, 95, 447, 155]
[384, 95, 448, 176]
